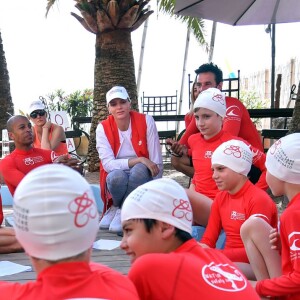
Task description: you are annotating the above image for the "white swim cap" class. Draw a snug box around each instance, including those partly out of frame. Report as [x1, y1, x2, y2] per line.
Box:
[266, 133, 300, 184]
[13, 164, 99, 261]
[194, 87, 226, 118]
[212, 139, 253, 176]
[121, 178, 192, 234]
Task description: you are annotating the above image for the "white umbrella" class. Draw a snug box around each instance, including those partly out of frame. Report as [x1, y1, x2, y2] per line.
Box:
[175, 0, 300, 107]
[175, 0, 300, 25]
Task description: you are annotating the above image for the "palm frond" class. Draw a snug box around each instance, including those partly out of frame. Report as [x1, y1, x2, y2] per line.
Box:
[157, 0, 175, 14]
[157, 0, 207, 50]
[46, 0, 58, 17]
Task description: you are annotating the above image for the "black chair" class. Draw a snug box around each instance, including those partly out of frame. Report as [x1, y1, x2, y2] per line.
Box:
[141, 92, 178, 160]
[222, 70, 240, 99]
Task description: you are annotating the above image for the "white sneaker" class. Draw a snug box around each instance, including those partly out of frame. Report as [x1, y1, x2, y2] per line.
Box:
[109, 209, 122, 233]
[99, 206, 118, 229]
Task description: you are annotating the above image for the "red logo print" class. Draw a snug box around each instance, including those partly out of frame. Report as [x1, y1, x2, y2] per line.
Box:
[223, 145, 242, 158]
[289, 232, 300, 252]
[172, 198, 192, 221]
[212, 93, 225, 105]
[270, 139, 282, 155]
[202, 263, 247, 292]
[68, 192, 97, 227]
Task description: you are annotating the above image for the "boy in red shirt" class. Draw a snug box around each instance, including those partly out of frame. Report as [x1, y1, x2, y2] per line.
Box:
[121, 178, 260, 300]
[240, 133, 300, 299]
[181, 88, 267, 226]
[170, 63, 263, 181]
[200, 139, 277, 275]
[0, 164, 139, 299]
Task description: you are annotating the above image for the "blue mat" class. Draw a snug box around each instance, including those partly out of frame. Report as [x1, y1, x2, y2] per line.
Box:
[1, 185, 13, 206]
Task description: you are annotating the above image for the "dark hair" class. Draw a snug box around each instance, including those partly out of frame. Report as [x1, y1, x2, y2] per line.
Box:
[140, 219, 192, 243]
[194, 62, 223, 85]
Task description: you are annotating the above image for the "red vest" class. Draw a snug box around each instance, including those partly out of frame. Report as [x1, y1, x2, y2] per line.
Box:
[100, 111, 149, 213]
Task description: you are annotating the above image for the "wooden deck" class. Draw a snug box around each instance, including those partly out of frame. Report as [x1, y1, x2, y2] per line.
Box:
[0, 230, 130, 283]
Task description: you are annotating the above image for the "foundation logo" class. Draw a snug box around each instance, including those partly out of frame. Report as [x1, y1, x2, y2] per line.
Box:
[212, 93, 225, 105]
[172, 198, 192, 222]
[68, 191, 97, 227]
[24, 156, 44, 165]
[224, 145, 242, 158]
[204, 151, 213, 158]
[289, 231, 300, 252]
[202, 262, 247, 292]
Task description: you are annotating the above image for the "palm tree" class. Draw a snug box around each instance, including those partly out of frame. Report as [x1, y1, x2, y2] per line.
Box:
[288, 81, 300, 133]
[46, 0, 206, 171]
[0, 31, 14, 141]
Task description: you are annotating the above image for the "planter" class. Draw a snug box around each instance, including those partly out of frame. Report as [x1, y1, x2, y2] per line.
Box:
[73, 136, 89, 156]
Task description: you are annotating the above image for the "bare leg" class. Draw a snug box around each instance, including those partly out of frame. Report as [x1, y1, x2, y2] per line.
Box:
[171, 154, 194, 178]
[0, 227, 23, 253]
[240, 217, 281, 280]
[186, 187, 212, 226]
[234, 262, 256, 280]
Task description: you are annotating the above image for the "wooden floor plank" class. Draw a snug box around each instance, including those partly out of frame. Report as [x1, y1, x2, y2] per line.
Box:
[0, 229, 131, 282]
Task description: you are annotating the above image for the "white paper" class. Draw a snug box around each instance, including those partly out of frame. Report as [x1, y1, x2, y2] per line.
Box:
[93, 239, 121, 250]
[0, 261, 32, 276]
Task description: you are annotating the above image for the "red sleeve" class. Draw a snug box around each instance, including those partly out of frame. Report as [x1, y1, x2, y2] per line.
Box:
[184, 113, 193, 129]
[256, 206, 300, 298]
[200, 197, 222, 248]
[179, 115, 198, 146]
[0, 281, 22, 299]
[246, 190, 278, 227]
[0, 157, 25, 195]
[256, 272, 300, 298]
[222, 97, 243, 136]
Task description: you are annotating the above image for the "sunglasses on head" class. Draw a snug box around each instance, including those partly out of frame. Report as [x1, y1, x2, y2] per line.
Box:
[30, 110, 46, 119]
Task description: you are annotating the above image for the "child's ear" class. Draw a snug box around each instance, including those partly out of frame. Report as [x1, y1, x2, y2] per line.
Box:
[161, 222, 176, 239]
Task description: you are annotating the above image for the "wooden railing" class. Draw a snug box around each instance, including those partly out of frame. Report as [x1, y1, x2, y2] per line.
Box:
[68, 108, 294, 143]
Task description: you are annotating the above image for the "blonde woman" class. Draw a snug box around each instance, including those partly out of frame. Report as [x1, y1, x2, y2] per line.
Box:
[28, 100, 68, 156]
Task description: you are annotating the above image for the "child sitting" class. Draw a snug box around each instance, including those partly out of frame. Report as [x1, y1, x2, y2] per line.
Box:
[200, 139, 277, 277]
[120, 178, 260, 299]
[183, 88, 267, 226]
[240, 133, 300, 299]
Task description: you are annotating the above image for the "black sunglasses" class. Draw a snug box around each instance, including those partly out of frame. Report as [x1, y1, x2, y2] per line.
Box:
[30, 110, 46, 119]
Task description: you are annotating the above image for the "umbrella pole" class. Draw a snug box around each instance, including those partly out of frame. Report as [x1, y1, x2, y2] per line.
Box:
[271, 24, 276, 109]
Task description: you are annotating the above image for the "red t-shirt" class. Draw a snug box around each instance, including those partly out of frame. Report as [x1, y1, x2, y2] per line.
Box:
[201, 180, 278, 262]
[256, 193, 300, 299]
[0, 148, 54, 195]
[0, 261, 139, 299]
[128, 239, 260, 300]
[180, 96, 263, 152]
[188, 130, 267, 199]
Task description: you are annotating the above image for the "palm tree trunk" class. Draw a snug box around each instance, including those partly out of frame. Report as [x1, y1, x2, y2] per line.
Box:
[288, 80, 300, 133]
[0, 31, 14, 139]
[87, 30, 138, 172]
